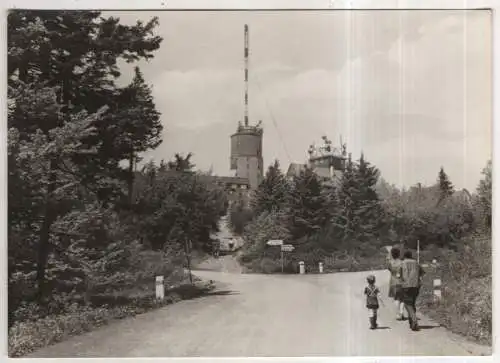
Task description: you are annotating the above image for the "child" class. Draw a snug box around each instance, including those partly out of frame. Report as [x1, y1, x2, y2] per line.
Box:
[364, 275, 382, 329]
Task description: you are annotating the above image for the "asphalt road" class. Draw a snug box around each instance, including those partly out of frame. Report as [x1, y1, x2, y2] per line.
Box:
[30, 256, 489, 357]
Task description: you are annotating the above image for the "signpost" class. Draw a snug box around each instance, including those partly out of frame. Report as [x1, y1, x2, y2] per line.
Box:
[267, 239, 284, 246]
[267, 240, 294, 273]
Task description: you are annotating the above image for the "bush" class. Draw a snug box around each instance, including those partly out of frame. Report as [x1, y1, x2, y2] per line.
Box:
[240, 242, 388, 274]
[8, 281, 215, 357]
[417, 233, 492, 345]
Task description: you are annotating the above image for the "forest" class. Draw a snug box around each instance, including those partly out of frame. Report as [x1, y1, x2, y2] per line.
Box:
[7, 11, 227, 356]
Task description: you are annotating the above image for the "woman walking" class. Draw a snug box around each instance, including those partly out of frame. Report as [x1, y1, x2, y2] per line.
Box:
[387, 247, 405, 320]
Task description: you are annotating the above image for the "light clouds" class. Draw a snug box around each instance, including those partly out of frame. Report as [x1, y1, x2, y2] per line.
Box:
[109, 9, 491, 191]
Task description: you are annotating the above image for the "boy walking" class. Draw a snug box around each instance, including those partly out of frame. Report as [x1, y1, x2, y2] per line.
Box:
[364, 275, 381, 329]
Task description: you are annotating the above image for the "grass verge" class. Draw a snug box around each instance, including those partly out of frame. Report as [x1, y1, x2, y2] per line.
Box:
[417, 235, 492, 346]
[239, 247, 388, 274]
[8, 279, 216, 358]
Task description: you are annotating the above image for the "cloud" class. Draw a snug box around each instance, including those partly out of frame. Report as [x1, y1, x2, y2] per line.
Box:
[106, 10, 491, 191]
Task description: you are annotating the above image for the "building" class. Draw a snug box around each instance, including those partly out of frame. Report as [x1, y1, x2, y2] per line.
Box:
[286, 163, 306, 179]
[201, 174, 251, 205]
[286, 136, 345, 185]
[230, 122, 264, 190]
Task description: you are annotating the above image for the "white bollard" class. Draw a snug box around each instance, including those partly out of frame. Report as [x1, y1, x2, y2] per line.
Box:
[319, 262, 324, 274]
[433, 278, 442, 300]
[299, 261, 305, 275]
[156, 275, 165, 301]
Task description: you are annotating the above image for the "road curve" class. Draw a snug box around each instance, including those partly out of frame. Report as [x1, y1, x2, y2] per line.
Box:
[29, 263, 489, 357]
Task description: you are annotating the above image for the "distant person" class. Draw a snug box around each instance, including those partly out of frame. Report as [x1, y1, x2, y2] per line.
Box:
[399, 250, 425, 331]
[387, 247, 405, 320]
[213, 241, 220, 258]
[364, 275, 383, 330]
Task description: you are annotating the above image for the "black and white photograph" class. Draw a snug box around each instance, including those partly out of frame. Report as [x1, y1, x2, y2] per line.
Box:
[6, 4, 493, 358]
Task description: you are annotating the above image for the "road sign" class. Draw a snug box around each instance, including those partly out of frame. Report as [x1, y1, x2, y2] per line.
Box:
[281, 244, 295, 252]
[267, 239, 283, 246]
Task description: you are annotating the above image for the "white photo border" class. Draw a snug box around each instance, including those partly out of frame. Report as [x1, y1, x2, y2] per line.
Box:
[0, 1, 497, 363]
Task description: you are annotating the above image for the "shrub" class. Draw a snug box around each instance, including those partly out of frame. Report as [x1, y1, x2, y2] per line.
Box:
[417, 232, 492, 345]
[8, 282, 215, 357]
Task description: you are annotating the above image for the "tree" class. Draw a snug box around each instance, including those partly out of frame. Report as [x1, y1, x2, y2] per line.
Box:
[437, 167, 454, 205]
[353, 153, 382, 242]
[114, 67, 162, 204]
[131, 162, 227, 251]
[287, 167, 329, 240]
[8, 80, 109, 303]
[333, 153, 357, 242]
[8, 10, 163, 303]
[476, 160, 492, 229]
[252, 159, 289, 215]
[167, 153, 195, 172]
[228, 201, 254, 235]
[8, 10, 163, 203]
[240, 210, 291, 261]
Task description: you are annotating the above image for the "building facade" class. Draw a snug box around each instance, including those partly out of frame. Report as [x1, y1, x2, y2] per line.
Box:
[230, 122, 264, 191]
[286, 136, 345, 185]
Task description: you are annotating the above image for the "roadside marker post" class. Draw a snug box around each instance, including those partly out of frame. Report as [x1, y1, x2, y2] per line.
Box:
[319, 262, 324, 273]
[155, 275, 165, 301]
[431, 259, 442, 302]
[433, 278, 442, 301]
[417, 239, 420, 264]
[299, 261, 305, 275]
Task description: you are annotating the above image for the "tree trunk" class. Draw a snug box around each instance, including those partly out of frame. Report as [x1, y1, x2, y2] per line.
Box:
[184, 238, 193, 285]
[128, 149, 134, 206]
[36, 159, 56, 304]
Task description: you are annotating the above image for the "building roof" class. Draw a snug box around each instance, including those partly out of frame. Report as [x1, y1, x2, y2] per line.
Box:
[200, 174, 250, 186]
[286, 163, 307, 178]
[149, 170, 250, 187]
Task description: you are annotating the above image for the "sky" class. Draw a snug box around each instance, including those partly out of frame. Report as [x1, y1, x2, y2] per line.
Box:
[107, 9, 492, 192]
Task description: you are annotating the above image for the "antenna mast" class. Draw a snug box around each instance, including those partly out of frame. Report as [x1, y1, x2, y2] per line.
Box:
[244, 24, 249, 127]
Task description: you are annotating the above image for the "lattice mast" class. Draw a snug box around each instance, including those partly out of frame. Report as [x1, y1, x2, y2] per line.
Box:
[244, 24, 249, 126]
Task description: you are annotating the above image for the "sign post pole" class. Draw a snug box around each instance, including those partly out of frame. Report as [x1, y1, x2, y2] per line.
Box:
[281, 250, 284, 273]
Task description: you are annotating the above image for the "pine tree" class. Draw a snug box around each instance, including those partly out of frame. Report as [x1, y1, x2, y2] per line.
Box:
[115, 67, 162, 204]
[7, 10, 163, 302]
[437, 166, 454, 204]
[8, 80, 109, 303]
[353, 153, 382, 242]
[228, 201, 254, 235]
[287, 166, 329, 240]
[252, 159, 288, 215]
[333, 153, 357, 242]
[8, 10, 163, 203]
